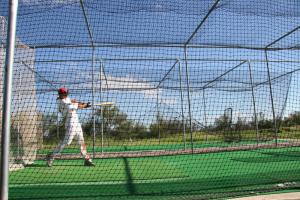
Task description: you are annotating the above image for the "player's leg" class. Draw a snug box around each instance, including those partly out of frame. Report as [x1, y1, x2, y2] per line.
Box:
[78, 137, 95, 166]
[46, 126, 74, 167]
[76, 126, 95, 166]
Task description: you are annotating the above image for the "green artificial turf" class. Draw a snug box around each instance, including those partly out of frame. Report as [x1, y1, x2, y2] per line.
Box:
[9, 147, 300, 199]
[38, 140, 275, 154]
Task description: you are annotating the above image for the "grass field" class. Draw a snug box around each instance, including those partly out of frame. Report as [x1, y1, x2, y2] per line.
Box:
[9, 146, 300, 200]
[40, 130, 286, 154]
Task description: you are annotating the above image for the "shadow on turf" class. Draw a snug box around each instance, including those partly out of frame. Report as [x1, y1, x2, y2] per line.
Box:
[11, 176, 299, 200]
[25, 163, 86, 168]
[123, 147, 137, 194]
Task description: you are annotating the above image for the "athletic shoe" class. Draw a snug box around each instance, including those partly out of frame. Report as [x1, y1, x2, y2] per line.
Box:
[46, 154, 54, 167]
[84, 159, 95, 167]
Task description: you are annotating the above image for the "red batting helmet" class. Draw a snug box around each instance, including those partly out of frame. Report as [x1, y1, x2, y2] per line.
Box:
[58, 87, 68, 95]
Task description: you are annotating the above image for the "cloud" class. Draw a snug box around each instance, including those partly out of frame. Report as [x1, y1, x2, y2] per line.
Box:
[73, 70, 158, 98]
[160, 98, 178, 105]
[67, 71, 179, 105]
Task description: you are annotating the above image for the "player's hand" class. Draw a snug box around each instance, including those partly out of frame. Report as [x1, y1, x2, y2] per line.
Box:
[86, 102, 91, 108]
[71, 99, 78, 103]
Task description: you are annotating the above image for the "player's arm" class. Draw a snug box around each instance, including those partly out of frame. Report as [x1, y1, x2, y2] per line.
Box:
[78, 102, 91, 109]
[71, 99, 91, 109]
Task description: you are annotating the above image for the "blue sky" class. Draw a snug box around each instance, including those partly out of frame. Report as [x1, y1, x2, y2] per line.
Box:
[1, 0, 300, 127]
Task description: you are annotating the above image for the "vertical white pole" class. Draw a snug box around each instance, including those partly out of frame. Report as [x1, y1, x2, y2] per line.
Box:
[1, 1, 19, 199]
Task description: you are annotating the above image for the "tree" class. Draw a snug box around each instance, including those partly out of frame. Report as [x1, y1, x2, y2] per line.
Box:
[82, 105, 147, 139]
[214, 114, 231, 131]
[282, 111, 300, 127]
[256, 112, 273, 129]
[214, 114, 242, 143]
[149, 115, 186, 138]
[235, 116, 250, 131]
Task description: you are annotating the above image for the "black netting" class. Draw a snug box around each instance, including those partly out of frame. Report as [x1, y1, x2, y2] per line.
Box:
[1, 1, 300, 200]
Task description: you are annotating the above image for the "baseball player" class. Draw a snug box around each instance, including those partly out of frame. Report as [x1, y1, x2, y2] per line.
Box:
[46, 87, 95, 167]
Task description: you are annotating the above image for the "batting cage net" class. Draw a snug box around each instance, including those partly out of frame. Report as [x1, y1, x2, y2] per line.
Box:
[1, 1, 300, 199]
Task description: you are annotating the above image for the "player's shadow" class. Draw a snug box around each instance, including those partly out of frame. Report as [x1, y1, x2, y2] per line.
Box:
[123, 147, 137, 195]
[22, 163, 46, 168]
[25, 162, 84, 168]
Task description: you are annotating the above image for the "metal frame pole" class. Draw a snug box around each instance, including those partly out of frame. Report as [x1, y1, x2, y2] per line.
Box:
[79, 0, 97, 157]
[56, 112, 59, 139]
[264, 50, 278, 146]
[30, 57, 300, 64]
[102, 61, 110, 147]
[278, 74, 292, 125]
[178, 60, 186, 149]
[92, 48, 96, 158]
[100, 61, 104, 154]
[184, 48, 194, 152]
[1, 1, 19, 199]
[247, 60, 259, 144]
[202, 89, 208, 141]
[17, 67, 21, 158]
[156, 89, 161, 144]
[27, 43, 300, 51]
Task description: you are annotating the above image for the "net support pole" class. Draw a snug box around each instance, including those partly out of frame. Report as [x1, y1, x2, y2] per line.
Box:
[183, 48, 194, 153]
[79, 0, 96, 157]
[92, 47, 96, 158]
[279, 75, 292, 123]
[247, 60, 259, 144]
[1, 1, 18, 199]
[102, 62, 110, 147]
[178, 60, 186, 149]
[202, 89, 208, 141]
[17, 68, 21, 158]
[100, 61, 104, 154]
[264, 50, 278, 146]
[156, 89, 161, 144]
[56, 112, 60, 139]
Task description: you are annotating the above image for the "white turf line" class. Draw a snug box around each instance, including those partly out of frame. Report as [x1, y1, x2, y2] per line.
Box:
[230, 192, 300, 200]
[10, 177, 188, 188]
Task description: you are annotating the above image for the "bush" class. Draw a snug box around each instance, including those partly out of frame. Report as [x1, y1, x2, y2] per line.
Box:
[223, 130, 241, 143]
